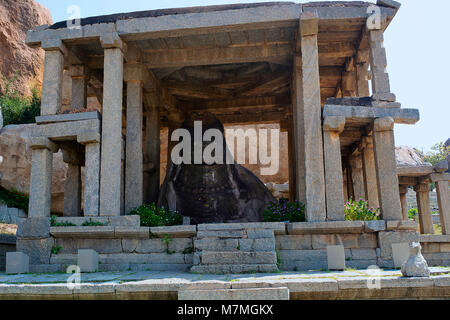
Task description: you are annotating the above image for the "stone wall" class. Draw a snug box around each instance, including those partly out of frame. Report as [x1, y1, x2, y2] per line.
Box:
[0, 234, 16, 271]
[26, 219, 450, 273]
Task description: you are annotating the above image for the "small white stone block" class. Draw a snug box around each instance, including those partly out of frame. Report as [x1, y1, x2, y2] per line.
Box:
[392, 242, 410, 268]
[77, 249, 99, 272]
[183, 216, 191, 225]
[327, 245, 346, 270]
[6, 252, 29, 274]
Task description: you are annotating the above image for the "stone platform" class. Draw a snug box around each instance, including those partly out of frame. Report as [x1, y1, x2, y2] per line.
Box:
[0, 268, 449, 300]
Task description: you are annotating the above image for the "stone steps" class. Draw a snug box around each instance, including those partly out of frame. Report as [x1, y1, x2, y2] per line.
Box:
[191, 225, 279, 274]
[178, 287, 289, 300]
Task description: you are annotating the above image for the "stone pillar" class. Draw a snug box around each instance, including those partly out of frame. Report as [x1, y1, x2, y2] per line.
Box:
[292, 12, 326, 221]
[41, 40, 66, 115]
[372, 117, 402, 220]
[63, 164, 82, 217]
[349, 154, 366, 201]
[434, 176, 450, 235]
[343, 168, 349, 202]
[144, 92, 161, 204]
[287, 115, 296, 202]
[70, 65, 88, 110]
[368, 30, 395, 103]
[356, 61, 370, 97]
[361, 136, 379, 208]
[99, 33, 124, 216]
[124, 64, 144, 213]
[78, 133, 101, 216]
[323, 116, 346, 221]
[399, 185, 409, 221]
[28, 138, 58, 218]
[414, 183, 433, 234]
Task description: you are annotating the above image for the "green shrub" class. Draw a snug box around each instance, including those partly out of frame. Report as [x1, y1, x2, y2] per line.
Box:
[408, 208, 418, 220]
[344, 198, 380, 221]
[262, 198, 306, 223]
[0, 77, 41, 126]
[130, 203, 183, 227]
[0, 187, 29, 212]
[81, 218, 108, 226]
[50, 215, 76, 227]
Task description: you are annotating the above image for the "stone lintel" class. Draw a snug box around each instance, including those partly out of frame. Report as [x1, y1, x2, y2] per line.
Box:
[100, 32, 125, 50]
[430, 173, 450, 183]
[373, 117, 394, 132]
[41, 39, 68, 55]
[36, 111, 101, 125]
[323, 105, 419, 125]
[377, 0, 402, 10]
[323, 116, 345, 133]
[28, 137, 59, 153]
[78, 132, 101, 145]
[300, 10, 318, 36]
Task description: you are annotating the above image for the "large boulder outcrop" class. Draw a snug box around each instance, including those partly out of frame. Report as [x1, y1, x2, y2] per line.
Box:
[395, 146, 429, 167]
[0, 124, 66, 213]
[0, 0, 52, 97]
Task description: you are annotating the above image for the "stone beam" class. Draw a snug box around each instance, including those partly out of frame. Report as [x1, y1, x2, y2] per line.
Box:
[323, 105, 420, 125]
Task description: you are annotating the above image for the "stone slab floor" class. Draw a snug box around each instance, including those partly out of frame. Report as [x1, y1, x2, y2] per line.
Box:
[0, 267, 449, 300]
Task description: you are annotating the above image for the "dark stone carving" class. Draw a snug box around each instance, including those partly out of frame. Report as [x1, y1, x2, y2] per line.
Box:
[158, 112, 275, 224]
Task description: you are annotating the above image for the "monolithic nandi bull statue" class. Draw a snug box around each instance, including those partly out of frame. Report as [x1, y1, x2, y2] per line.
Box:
[158, 112, 275, 224]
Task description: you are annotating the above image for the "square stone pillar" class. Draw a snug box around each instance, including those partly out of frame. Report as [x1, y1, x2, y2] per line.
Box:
[144, 92, 161, 204]
[368, 30, 395, 103]
[70, 65, 88, 111]
[343, 168, 349, 202]
[63, 164, 82, 217]
[372, 117, 402, 220]
[399, 185, 409, 221]
[287, 115, 296, 202]
[28, 137, 58, 218]
[41, 40, 67, 115]
[124, 64, 144, 213]
[349, 154, 366, 201]
[414, 183, 433, 234]
[323, 116, 346, 221]
[78, 133, 100, 216]
[360, 136, 379, 208]
[433, 175, 450, 235]
[99, 33, 124, 216]
[292, 12, 326, 221]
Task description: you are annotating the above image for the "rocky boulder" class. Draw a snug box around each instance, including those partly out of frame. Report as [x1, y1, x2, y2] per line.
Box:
[0, 124, 66, 213]
[0, 0, 52, 97]
[401, 242, 430, 278]
[395, 146, 429, 167]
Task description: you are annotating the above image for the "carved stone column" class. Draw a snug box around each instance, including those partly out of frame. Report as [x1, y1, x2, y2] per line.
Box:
[99, 33, 124, 216]
[372, 117, 402, 220]
[349, 154, 366, 201]
[399, 185, 409, 221]
[414, 183, 433, 234]
[361, 136, 379, 208]
[323, 116, 346, 221]
[432, 174, 450, 235]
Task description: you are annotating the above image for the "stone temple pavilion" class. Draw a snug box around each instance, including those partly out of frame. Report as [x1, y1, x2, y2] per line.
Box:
[12, 1, 449, 273]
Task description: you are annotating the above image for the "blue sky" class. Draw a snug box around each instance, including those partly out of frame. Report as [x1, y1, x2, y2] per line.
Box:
[36, 0, 450, 152]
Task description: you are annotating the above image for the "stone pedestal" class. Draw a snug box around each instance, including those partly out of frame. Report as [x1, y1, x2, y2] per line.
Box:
[372, 117, 402, 220]
[323, 116, 345, 221]
[99, 35, 124, 216]
[414, 183, 433, 234]
[361, 136, 379, 209]
[124, 66, 144, 213]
